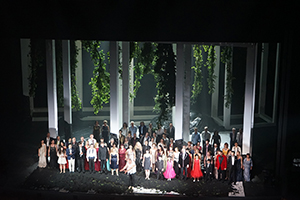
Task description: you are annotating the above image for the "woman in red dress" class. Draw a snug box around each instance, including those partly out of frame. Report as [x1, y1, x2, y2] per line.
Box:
[191, 154, 203, 182]
[119, 144, 126, 171]
[94, 143, 101, 172]
[84, 141, 90, 171]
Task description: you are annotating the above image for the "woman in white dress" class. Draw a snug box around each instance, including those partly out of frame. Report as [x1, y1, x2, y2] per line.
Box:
[126, 145, 136, 162]
[57, 146, 67, 173]
[38, 140, 47, 168]
[150, 143, 157, 173]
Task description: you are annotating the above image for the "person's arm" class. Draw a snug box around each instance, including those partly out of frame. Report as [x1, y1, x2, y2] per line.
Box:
[120, 163, 127, 172]
[142, 155, 145, 167]
[109, 151, 112, 164]
[117, 152, 119, 165]
[240, 157, 243, 169]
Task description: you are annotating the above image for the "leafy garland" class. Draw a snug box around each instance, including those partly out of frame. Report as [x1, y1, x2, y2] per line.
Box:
[191, 45, 204, 103]
[221, 46, 234, 108]
[153, 43, 176, 124]
[82, 40, 110, 114]
[55, 40, 64, 107]
[206, 45, 217, 94]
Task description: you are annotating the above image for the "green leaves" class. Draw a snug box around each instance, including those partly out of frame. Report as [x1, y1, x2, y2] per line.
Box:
[82, 40, 110, 114]
[191, 44, 204, 104]
[221, 46, 234, 108]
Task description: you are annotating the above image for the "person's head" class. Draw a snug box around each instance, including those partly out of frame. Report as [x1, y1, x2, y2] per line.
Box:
[133, 133, 137, 138]
[234, 142, 238, 147]
[224, 143, 228, 148]
[130, 121, 134, 127]
[175, 147, 179, 152]
[100, 141, 104, 147]
[90, 144, 94, 149]
[236, 151, 240, 156]
[60, 141, 64, 147]
[90, 134, 94, 139]
[214, 130, 218, 135]
[95, 121, 99, 125]
[219, 150, 223, 156]
[228, 150, 231, 155]
[57, 136, 60, 140]
[195, 148, 199, 154]
[41, 140, 44, 145]
[145, 140, 148, 146]
[196, 142, 200, 146]
[68, 144, 72, 149]
[129, 145, 133, 150]
[68, 138, 72, 143]
[152, 143, 156, 148]
[167, 156, 172, 161]
[206, 139, 209, 144]
[182, 145, 186, 151]
[194, 127, 198, 133]
[140, 121, 144, 126]
[51, 140, 55, 144]
[113, 143, 116, 148]
[188, 141, 192, 146]
[160, 138, 164, 144]
[127, 157, 132, 163]
[169, 146, 173, 151]
[158, 156, 162, 161]
[120, 144, 124, 149]
[47, 133, 50, 137]
[204, 126, 208, 131]
[72, 137, 76, 143]
[110, 138, 114, 144]
[206, 151, 211, 156]
[119, 129, 122, 134]
[80, 136, 84, 141]
[60, 146, 64, 151]
[207, 159, 211, 164]
[124, 137, 128, 143]
[123, 122, 128, 128]
[169, 123, 173, 127]
[214, 143, 218, 148]
[162, 134, 166, 138]
[78, 141, 82, 147]
[127, 132, 131, 137]
[145, 132, 149, 137]
[246, 153, 250, 158]
[195, 154, 199, 159]
[164, 128, 167, 133]
[170, 138, 174, 143]
[153, 132, 156, 137]
[103, 120, 107, 125]
[231, 151, 235, 156]
[149, 123, 152, 128]
[100, 138, 104, 143]
[94, 143, 98, 148]
[158, 145, 163, 151]
[146, 149, 150, 154]
[232, 127, 236, 133]
[86, 141, 89, 146]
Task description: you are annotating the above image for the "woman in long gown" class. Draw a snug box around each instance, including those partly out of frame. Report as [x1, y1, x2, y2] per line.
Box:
[93, 121, 101, 142]
[243, 153, 253, 182]
[119, 144, 126, 171]
[173, 147, 180, 177]
[94, 143, 101, 172]
[38, 140, 47, 168]
[48, 139, 57, 169]
[101, 120, 110, 144]
[134, 142, 143, 172]
[84, 141, 90, 171]
[142, 149, 152, 180]
[110, 144, 119, 176]
[163, 156, 176, 181]
[236, 151, 243, 181]
[150, 143, 157, 173]
[191, 154, 203, 182]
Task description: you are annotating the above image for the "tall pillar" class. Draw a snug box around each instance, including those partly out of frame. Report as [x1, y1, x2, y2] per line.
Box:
[63, 40, 72, 139]
[122, 42, 130, 125]
[110, 41, 120, 137]
[175, 43, 184, 140]
[183, 44, 192, 142]
[211, 46, 220, 118]
[46, 40, 58, 138]
[242, 44, 257, 155]
[258, 43, 269, 115]
[223, 48, 233, 129]
[75, 40, 83, 104]
[129, 58, 134, 120]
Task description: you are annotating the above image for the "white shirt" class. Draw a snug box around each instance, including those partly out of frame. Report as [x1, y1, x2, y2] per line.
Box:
[232, 146, 241, 156]
[127, 161, 136, 174]
[46, 137, 50, 147]
[87, 148, 97, 159]
[88, 138, 97, 146]
[232, 156, 235, 165]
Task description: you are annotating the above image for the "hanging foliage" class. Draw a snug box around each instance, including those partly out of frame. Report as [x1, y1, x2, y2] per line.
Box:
[82, 40, 110, 114]
[153, 43, 176, 124]
[191, 44, 204, 104]
[70, 40, 82, 111]
[206, 45, 217, 94]
[55, 40, 64, 107]
[221, 46, 234, 108]
[28, 39, 45, 97]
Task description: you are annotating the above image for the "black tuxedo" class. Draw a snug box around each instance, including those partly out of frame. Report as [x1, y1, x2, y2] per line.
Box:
[230, 132, 237, 149]
[212, 147, 220, 157]
[179, 151, 190, 179]
[156, 160, 164, 179]
[227, 155, 237, 184]
[44, 137, 54, 165]
[203, 144, 212, 157]
[131, 137, 139, 147]
[138, 125, 147, 137]
[167, 126, 175, 139]
[77, 146, 86, 172]
[205, 163, 213, 181]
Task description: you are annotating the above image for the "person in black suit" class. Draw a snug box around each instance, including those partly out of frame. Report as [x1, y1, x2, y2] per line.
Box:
[156, 155, 164, 180]
[77, 141, 86, 173]
[212, 143, 220, 158]
[166, 123, 175, 139]
[227, 151, 237, 185]
[45, 132, 54, 166]
[131, 133, 139, 148]
[205, 159, 213, 181]
[230, 128, 237, 150]
[98, 141, 109, 174]
[203, 139, 212, 158]
[178, 145, 190, 180]
[138, 121, 147, 138]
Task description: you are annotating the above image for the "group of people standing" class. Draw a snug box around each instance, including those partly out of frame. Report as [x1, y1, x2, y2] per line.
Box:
[37, 121, 253, 187]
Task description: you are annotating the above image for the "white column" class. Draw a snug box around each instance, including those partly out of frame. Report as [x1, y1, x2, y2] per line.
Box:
[129, 58, 134, 120]
[75, 40, 83, 104]
[223, 49, 232, 129]
[122, 42, 130, 125]
[183, 44, 192, 142]
[243, 44, 257, 155]
[110, 41, 120, 136]
[211, 46, 220, 118]
[175, 43, 184, 140]
[46, 40, 58, 138]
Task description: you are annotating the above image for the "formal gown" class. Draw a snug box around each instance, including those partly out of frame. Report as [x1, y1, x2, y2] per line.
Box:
[243, 158, 253, 182]
[119, 148, 126, 170]
[102, 125, 109, 143]
[186, 154, 192, 178]
[110, 154, 118, 169]
[95, 148, 101, 171]
[57, 152, 67, 165]
[38, 144, 47, 168]
[135, 149, 142, 172]
[191, 158, 203, 178]
[144, 155, 151, 170]
[49, 146, 57, 168]
[163, 160, 176, 179]
[236, 158, 243, 181]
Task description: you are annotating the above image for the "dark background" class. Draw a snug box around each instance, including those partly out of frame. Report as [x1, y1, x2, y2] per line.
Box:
[1, 1, 299, 199]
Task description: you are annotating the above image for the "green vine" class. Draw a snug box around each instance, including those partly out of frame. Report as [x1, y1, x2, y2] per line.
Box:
[55, 40, 64, 107]
[206, 45, 217, 94]
[153, 43, 176, 124]
[82, 40, 110, 114]
[28, 39, 45, 97]
[191, 44, 204, 103]
[221, 46, 234, 108]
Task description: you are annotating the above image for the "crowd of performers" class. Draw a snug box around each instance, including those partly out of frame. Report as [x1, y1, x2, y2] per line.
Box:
[38, 120, 253, 187]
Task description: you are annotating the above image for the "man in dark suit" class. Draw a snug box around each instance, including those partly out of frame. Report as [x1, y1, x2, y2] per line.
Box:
[205, 159, 213, 182]
[167, 122, 175, 139]
[227, 151, 237, 185]
[203, 139, 212, 157]
[98, 141, 109, 174]
[138, 121, 147, 138]
[77, 141, 86, 173]
[178, 145, 190, 180]
[230, 128, 237, 150]
[215, 151, 227, 183]
[131, 133, 139, 148]
[212, 143, 220, 158]
[45, 132, 54, 166]
[156, 155, 164, 180]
